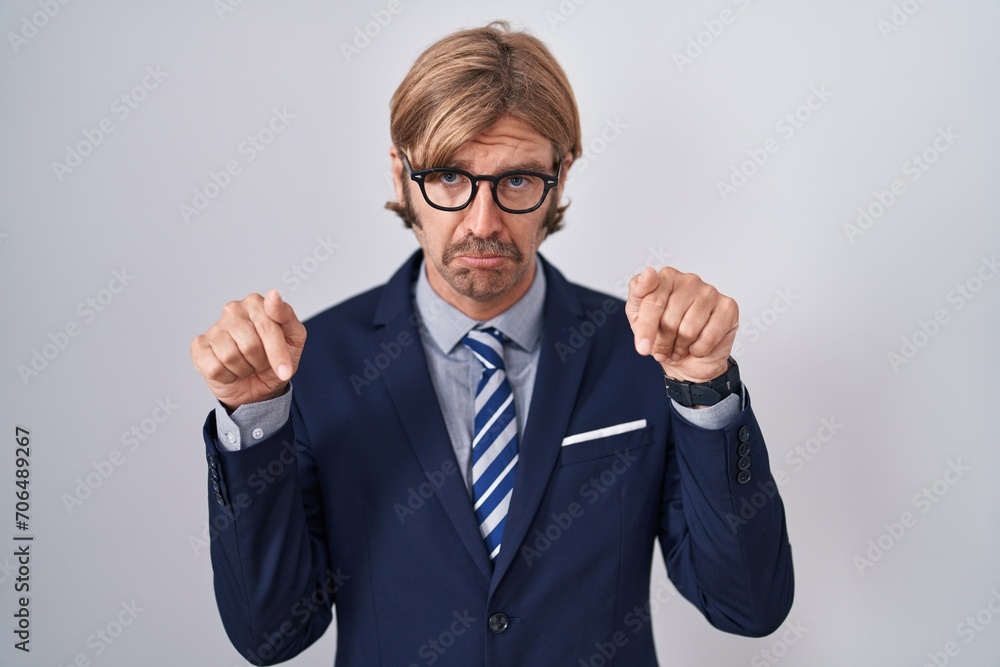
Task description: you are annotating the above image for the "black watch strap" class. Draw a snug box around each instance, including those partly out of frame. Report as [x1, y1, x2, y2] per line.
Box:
[663, 357, 741, 408]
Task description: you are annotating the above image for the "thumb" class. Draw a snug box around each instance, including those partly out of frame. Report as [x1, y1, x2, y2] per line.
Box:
[625, 267, 658, 318]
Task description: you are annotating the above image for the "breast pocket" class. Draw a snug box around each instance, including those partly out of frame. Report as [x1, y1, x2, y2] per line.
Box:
[557, 419, 654, 467]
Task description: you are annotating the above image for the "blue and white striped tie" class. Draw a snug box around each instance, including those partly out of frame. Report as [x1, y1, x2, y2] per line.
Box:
[462, 327, 519, 562]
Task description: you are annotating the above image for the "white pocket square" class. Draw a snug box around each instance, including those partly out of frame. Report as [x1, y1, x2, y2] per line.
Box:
[561, 419, 647, 447]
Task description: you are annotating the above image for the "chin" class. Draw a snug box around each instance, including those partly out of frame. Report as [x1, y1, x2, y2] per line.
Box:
[444, 266, 521, 302]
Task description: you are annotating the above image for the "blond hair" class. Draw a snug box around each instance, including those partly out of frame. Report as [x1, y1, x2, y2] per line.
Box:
[386, 22, 581, 234]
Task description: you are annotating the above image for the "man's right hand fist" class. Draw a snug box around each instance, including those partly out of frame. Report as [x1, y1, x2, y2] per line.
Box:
[190, 289, 307, 410]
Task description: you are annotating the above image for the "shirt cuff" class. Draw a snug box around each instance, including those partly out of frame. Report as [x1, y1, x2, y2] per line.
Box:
[214, 385, 293, 452]
[670, 384, 745, 430]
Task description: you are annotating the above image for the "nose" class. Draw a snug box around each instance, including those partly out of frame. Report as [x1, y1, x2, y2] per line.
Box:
[464, 179, 505, 238]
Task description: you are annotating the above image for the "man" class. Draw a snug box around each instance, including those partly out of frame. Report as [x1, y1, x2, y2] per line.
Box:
[191, 22, 793, 666]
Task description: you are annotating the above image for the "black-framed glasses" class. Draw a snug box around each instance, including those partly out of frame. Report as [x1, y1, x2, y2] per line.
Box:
[401, 152, 560, 214]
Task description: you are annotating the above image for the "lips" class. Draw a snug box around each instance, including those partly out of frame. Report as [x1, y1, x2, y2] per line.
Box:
[442, 234, 524, 266]
[455, 255, 511, 268]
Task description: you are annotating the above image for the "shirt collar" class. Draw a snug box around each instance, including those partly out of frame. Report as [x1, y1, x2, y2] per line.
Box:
[414, 256, 546, 355]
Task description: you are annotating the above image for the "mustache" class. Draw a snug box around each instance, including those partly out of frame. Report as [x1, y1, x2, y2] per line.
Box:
[442, 234, 523, 265]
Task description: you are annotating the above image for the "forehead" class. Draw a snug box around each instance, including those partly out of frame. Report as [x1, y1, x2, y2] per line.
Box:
[445, 116, 555, 170]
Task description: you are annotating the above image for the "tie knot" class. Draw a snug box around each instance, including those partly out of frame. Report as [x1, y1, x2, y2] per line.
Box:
[462, 327, 507, 371]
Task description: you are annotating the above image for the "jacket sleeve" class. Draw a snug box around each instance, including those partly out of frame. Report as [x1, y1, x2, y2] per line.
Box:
[203, 396, 336, 665]
[657, 391, 794, 637]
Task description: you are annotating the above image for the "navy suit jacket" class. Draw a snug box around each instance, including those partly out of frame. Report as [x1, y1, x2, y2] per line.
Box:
[203, 252, 793, 666]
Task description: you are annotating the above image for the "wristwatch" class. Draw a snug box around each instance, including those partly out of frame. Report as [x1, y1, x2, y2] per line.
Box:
[663, 356, 741, 408]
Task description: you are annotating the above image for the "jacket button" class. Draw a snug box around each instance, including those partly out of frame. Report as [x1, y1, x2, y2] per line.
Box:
[738, 426, 751, 442]
[738, 442, 750, 457]
[488, 613, 509, 634]
[738, 456, 751, 471]
[737, 470, 752, 484]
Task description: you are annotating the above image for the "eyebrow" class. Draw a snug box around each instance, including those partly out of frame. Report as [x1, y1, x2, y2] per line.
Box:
[445, 158, 554, 174]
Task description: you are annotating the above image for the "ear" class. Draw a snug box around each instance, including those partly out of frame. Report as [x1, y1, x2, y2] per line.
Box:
[554, 150, 573, 202]
[389, 145, 406, 205]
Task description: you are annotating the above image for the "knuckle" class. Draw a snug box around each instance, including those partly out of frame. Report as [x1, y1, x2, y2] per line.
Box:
[239, 333, 265, 357]
[688, 340, 709, 357]
[203, 358, 231, 382]
[677, 321, 700, 341]
[256, 315, 279, 334]
[216, 345, 245, 367]
[646, 294, 668, 312]
[190, 336, 204, 358]
[658, 266, 679, 279]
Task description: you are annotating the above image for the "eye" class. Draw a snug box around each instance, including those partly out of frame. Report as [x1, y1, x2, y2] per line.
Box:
[439, 171, 461, 185]
[507, 176, 525, 188]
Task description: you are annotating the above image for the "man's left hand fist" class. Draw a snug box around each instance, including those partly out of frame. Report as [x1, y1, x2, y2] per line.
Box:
[625, 266, 738, 383]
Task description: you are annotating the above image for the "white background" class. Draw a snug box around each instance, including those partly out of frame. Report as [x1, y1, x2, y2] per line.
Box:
[2, 1, 999, 665]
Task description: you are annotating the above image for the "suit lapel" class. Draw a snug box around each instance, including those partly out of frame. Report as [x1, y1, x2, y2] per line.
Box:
[489, 258, 593, 594]
[372, 253, 493, 583]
